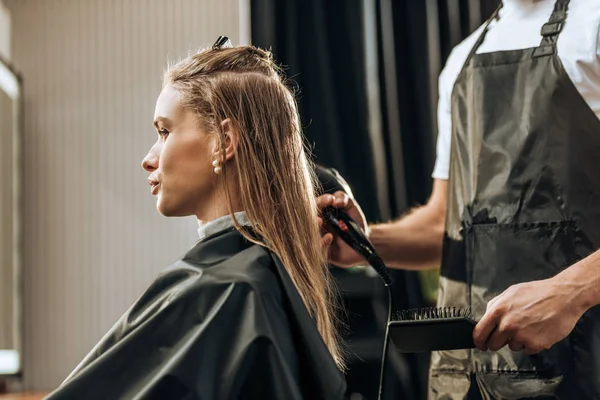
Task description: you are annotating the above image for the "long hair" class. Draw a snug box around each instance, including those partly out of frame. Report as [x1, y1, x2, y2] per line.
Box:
[165, 45, 345, 369]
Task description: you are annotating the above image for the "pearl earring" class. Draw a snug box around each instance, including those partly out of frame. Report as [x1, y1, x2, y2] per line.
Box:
[212, 159, 222, 174]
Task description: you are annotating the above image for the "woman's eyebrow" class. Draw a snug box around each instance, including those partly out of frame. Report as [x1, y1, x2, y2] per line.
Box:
[153, 116, 172, 129]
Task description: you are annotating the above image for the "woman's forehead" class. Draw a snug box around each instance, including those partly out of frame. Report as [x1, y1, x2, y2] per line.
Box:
[154, 84, 185, 122]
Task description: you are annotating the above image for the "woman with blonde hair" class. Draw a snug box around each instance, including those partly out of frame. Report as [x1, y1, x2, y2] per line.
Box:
[46, 37, 346, 400]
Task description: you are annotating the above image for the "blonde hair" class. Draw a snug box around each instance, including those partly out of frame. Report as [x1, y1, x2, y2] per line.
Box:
[164, 45, 345, 369]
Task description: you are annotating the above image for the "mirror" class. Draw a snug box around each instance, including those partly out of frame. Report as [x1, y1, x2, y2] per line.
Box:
[0, 55, 21, 376]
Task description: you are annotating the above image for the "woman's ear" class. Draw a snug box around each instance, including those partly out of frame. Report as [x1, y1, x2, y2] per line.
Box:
[211, 118, 239, 163]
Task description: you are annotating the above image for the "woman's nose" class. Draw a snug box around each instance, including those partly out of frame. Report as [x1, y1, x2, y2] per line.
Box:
[142, 148, 158, 172]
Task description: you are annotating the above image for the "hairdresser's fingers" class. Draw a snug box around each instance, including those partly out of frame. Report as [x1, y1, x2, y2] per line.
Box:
[473, 307, 501, 350]
[508, 338, 525, 352]
[486, 296, 500, 311]
[318, 217, 329, 237]
[332, 191, 350, 209]
[326, 234, 355, 267]
[332, 191, 370, 234]
[486, 328, 511, 352]
[321, 233, 334, 249]
[316, 194, 336, 211]
[318, 190, 361, 217]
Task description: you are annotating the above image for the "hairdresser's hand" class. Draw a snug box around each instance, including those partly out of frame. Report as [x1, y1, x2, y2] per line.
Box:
[473, 276, 586, 355]
[317, 191, 369, 268]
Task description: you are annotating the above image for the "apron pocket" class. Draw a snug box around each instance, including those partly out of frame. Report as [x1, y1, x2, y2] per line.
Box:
[468, 220, 575, 378]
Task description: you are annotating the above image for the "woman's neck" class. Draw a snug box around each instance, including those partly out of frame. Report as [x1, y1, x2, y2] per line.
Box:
[195, 180, 244, 226]
[197, 211, 250, 240]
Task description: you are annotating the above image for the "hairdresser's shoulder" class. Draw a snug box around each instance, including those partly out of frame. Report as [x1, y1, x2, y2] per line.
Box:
[439, 24, 486, 88]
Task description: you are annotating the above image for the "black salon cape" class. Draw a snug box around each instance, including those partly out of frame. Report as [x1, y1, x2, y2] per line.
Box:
[45, 228, 346, 400]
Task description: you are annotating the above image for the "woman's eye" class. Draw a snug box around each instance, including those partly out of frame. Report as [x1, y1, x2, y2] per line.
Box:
[158, 129, 169, 137]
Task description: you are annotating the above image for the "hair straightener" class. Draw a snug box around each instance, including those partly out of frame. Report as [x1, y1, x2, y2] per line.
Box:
[322, 205, 392, 286]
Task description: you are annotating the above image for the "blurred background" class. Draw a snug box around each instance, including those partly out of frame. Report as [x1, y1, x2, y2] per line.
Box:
[0, 0, 500, 398]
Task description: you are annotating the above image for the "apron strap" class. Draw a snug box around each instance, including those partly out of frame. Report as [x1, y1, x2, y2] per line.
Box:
[533, 0, 570, 58]
[460, 4, 502, 73]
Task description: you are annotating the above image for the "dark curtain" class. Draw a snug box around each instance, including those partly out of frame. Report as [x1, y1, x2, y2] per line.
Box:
[251, 0, 381, 221]
[251, 0, 500, 399]
[382, 0, 500, 211]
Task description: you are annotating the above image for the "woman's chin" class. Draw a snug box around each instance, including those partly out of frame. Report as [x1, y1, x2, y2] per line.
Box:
[156, 198, 187, 217]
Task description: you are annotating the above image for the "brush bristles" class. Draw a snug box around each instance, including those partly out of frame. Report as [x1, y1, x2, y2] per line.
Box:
[392, 307, 473, 321]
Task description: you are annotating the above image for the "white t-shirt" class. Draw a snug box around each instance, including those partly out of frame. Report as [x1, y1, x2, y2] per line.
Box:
[432, 0, 600, 180]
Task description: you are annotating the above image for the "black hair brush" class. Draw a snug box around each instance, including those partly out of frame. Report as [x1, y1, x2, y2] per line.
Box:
[389, 307, 477, 352]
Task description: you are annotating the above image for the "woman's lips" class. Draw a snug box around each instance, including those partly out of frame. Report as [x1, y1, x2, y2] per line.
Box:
[148, 179, 160, 195]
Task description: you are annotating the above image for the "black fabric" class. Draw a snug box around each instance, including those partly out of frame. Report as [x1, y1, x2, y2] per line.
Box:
[434, 0, 600, 397]
[45, 229, 346, 400]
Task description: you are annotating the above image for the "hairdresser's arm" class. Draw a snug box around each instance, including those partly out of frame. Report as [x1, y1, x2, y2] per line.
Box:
[319, 179, 447, 270]
[369, 179, 447, 270]
[473, 251, 600, 355]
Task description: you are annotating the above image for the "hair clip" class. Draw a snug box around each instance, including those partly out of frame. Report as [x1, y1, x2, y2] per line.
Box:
[212, 36, 233, 50]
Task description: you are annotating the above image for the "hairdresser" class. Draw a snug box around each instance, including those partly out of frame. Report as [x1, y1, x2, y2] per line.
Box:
[319, 0, 600, 398]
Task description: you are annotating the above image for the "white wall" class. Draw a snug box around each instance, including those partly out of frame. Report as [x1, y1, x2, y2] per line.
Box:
[4, 0, 243, 390]
[0, 0, 10, 59]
